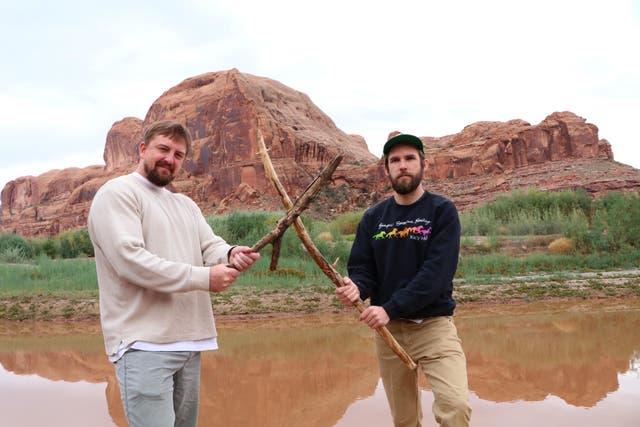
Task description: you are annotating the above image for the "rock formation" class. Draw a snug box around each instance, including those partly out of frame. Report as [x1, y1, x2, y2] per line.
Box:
[0, 69, 378, 236]
[423, 112, 612, 180]
[1, 69, 639, 237]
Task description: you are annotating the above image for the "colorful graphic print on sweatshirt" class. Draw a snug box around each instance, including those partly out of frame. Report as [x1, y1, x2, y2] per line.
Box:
[372, 218, 432, 241]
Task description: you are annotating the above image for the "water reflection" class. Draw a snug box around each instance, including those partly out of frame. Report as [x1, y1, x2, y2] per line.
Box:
[0, 301, 639, 427]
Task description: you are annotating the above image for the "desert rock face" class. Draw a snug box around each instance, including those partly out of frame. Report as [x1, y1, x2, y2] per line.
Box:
[1, 69, 639, 237]
[103, 117, 144, 172]
[424, 112, 612, 180]
[0, 166, 108, 236]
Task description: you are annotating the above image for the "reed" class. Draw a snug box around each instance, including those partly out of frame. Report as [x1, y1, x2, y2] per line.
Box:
[0, 255, 98, 295]
[1, 189, 639, 296]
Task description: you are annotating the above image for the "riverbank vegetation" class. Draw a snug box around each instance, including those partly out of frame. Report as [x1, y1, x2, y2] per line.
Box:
[1, 188, 639, 320]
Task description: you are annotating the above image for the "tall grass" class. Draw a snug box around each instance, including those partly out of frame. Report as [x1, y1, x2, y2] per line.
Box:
[457, 249, 640, 280]
[460, 188, 592, 236]
[0, 255, 98, 295]
[1, 189, 639, 294]
[207, 210, 352, 272]
[0, 232, 33, 261]
[569, 191, 640, 252]
[460, 188, 640, 252]
[0, 229, 93, 261]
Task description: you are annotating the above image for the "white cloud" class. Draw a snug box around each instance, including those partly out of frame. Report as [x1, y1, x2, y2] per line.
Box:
[1, 0, 638, 201]
[0, 86, 102, 131]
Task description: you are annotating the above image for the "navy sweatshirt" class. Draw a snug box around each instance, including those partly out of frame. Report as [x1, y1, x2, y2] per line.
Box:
[347, 191, 461, 319]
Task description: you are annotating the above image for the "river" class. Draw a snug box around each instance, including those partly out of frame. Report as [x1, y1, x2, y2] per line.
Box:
[1, 299, 639, 426]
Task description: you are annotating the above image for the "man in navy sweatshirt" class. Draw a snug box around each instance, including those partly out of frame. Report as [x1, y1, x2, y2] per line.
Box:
[336, 133, 471, 427]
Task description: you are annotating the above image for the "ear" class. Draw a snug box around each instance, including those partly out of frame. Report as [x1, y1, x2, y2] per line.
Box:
[138, 141, 147, 157]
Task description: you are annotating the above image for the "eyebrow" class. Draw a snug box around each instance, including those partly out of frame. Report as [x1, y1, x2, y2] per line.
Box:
[390, 153, 418, 160]
[154, 143, 186, 157]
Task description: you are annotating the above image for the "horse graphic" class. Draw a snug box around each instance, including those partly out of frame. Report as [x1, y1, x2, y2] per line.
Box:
[373, 230, 387, 240]
[386, 228, 399, 238]
[398, 228, 412, 238]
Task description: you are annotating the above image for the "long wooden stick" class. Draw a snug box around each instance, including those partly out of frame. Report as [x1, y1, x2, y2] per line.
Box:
[249, 154, 343, 253]
[256, 130, 417, 370]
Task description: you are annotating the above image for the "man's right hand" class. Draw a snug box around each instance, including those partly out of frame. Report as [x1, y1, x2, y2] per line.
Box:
[335, 277, 361, 306]
[209, 264, 241, 293]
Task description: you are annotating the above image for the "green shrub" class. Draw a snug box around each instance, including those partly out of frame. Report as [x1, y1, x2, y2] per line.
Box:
[0, 246, 27, 263]
[461, 188, 592, 236]
[20, 237, 59, 259]
[54, 229, 94, 259]
[0, 232, 33, 259]
[329, 211, 364, 235]
[207, 210, 317, 261]
[569, 191, 640, 252]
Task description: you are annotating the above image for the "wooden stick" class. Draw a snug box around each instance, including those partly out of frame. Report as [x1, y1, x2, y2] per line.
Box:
[228, 154, 342, 269]
[268, 235, 283, 271]
[248, 154, 342, 253]
[256, 130, 418, 370]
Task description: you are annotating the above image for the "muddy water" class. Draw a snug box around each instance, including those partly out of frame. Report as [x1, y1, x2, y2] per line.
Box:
[1, 300, 639, 427]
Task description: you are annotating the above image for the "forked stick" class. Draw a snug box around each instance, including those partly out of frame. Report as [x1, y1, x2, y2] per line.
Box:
[256, 130, 417, 370]
[248, 154, 343, 253]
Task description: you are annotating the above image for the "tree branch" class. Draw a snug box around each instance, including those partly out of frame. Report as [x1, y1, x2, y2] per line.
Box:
[256, 129, 417, 370]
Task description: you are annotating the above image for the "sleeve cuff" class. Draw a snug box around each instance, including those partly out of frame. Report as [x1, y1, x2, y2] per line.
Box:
[226, 246, 237, 262]
[189, 266, 211, 291]
[382, 301, 400, 319]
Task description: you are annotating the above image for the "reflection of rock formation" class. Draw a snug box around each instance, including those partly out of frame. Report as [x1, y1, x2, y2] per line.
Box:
[1, 310, 639, 425]
[456, 309, 640, 407]
[199, 322, 379, 426]
[0, 350, 126, 426]
[0, 318, 379, 427]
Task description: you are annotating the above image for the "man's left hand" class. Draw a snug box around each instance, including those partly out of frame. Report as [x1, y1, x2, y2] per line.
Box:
[359, 306, 390, 329]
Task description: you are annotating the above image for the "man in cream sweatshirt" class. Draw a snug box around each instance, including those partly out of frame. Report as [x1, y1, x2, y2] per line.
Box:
[88, 120, 259, 427]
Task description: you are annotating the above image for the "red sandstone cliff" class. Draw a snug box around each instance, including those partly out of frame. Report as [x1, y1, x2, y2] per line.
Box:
[1, 69, 639, 237]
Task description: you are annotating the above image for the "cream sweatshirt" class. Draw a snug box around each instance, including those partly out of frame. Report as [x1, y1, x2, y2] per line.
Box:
[88, 173, 232, 358]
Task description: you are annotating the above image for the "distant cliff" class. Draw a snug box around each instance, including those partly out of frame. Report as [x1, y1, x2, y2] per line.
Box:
[2, 69, 639, 237]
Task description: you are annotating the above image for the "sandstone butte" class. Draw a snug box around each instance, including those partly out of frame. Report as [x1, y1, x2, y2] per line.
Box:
[1, 68, 640, 238]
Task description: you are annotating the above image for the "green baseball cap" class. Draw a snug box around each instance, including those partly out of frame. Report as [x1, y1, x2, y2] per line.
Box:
[383, 133, 424, 156]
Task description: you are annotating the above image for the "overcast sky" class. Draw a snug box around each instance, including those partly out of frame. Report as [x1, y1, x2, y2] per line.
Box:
[1, 0, 639, 195]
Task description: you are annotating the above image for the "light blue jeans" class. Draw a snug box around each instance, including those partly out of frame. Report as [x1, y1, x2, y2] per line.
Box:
[115, 350, 201, 427]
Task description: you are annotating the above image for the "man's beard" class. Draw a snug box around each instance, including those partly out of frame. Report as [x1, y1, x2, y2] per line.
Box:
[390, 168, 423, 195]
[144, 161, 175, 187]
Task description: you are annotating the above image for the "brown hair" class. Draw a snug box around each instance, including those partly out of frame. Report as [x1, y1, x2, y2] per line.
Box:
[141, 120, 192, 156]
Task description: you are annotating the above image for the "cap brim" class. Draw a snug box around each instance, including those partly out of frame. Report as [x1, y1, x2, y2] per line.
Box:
[383, 134, 424, 155]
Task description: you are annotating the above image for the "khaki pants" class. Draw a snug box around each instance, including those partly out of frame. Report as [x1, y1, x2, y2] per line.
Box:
[375, 316, 471, 427]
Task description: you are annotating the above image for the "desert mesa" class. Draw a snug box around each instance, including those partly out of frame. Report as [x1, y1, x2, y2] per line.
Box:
[1, 68, 639, 237]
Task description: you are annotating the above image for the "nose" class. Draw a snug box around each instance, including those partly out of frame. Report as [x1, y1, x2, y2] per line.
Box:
[163, 153, 177, 165]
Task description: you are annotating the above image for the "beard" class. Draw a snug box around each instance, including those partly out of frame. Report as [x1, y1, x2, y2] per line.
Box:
[390, 167, 424, 195]
[144, 161, 176, 187]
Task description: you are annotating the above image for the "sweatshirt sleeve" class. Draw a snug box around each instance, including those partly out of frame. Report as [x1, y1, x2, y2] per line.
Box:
[382, 200, 461, 318]
[347, 211, 377, 301]
[88, 182, 210, 293]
